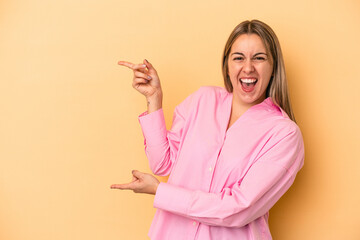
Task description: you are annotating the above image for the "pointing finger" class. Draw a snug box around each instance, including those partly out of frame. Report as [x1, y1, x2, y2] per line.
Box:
[117, 61, 133, 68]
[110, 182, 135, 190]
[118, 61, 147, 70]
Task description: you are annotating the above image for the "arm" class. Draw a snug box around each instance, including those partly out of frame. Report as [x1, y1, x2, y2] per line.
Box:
[119, 59, 200, 176]
[118, 59, 173, 176]
[138, 94, 190, 176]
[153, 126, 304, 227]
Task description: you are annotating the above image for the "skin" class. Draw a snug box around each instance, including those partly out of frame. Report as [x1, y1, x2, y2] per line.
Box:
[112, 34, 273, 195]
[117, 59, 163, 114]
[110, 170, 159, 195]
[227, 34, 273, 129]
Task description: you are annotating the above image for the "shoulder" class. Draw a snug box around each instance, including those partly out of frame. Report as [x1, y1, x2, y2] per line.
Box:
[179, 86, 228, 106]
[266, 112, 304, 163]
[175, 86, 228, 117]
[273, 119, 305, 171]
[255, 111, 304, 172]
[253, 98, 304, 149]
[192, 85, 228, 99]
[265, 107, 302, 143]
[255, 98, 301, 136]
[274, 118, 303, 144]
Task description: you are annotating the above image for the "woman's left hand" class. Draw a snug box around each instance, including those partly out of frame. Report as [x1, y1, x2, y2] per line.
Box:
[111, 170, 160, 195]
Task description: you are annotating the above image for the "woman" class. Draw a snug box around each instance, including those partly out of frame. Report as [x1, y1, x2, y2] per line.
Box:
[111, 19, 304, 240]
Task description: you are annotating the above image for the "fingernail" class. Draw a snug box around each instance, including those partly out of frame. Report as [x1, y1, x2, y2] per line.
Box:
[142, 64, 146, 68]
[147, 75, 152, 80]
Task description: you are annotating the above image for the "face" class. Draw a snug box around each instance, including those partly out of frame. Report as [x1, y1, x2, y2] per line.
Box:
[227, 34, 273, 107]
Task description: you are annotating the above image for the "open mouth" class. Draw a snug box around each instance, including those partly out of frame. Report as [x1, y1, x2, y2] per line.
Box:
[240, 78, 257, 92]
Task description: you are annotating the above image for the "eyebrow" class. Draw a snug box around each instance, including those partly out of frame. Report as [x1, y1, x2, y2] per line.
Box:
[231, 52, 268, 56]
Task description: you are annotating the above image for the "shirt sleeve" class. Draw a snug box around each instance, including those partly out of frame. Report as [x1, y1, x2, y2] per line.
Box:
[138, 89, 199, 176]
[153, 125, 305, 227]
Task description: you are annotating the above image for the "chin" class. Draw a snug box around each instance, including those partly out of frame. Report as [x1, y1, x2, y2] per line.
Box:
[237, 91, 265, 106]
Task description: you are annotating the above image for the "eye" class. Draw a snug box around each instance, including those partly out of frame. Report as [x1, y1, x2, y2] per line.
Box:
[233, 57, 244, 61]
[253, 56, 266, 61]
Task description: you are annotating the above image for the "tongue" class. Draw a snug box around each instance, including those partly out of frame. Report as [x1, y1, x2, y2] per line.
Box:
[241, 82, 256, 92]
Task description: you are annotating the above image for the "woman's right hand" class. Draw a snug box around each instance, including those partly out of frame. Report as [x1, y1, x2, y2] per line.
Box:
[118, 59, 163, 103]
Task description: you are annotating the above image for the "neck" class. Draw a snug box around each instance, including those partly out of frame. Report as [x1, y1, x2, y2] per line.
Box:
[231, 94, 266, 118]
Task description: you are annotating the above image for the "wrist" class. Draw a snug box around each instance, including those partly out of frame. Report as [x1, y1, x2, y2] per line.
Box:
[147, 92, 163, 113]
[153, 182, 160, 195]
[146, 91, 163, 103]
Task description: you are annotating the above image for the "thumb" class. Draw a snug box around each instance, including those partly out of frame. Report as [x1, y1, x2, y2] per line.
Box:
[144, 59, 156, 73]
[132, 170, 143, 179]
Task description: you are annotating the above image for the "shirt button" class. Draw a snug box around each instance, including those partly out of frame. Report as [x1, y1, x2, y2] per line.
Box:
[209, 167, 213, 172]
[193, 221, 197, 226]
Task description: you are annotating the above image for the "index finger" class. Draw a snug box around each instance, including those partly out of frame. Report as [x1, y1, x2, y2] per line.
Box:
[118, 61, 147, 70]
[110, 182, 136, 190]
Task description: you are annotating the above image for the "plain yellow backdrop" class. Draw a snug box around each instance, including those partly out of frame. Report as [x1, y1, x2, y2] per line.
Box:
[1, 0, 359, 239]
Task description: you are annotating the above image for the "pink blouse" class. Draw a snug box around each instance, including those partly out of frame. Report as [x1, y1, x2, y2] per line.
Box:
[138, 86, 304, 240]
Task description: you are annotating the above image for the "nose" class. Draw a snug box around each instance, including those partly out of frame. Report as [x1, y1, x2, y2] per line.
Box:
[243, 59, 254, 74]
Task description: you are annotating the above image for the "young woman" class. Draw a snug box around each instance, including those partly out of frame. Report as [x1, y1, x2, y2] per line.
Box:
[112, 19, 304, 240]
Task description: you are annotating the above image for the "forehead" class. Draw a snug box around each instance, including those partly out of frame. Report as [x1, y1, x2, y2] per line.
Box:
[230, 34, 267, 53]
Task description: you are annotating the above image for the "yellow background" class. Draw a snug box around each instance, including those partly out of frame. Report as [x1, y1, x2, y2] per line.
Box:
[1, 0, 359, 239]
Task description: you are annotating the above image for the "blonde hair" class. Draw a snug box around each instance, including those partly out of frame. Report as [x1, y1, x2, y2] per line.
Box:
[222, 19, 296, 122]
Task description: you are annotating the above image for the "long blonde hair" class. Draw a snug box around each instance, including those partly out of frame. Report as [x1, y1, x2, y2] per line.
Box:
[222, 20, 296, 122]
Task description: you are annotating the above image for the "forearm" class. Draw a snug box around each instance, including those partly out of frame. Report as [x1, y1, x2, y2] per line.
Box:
[140, 91, 187, 176]
[153, 166, 292, 228]
[139, 106, 174, 176]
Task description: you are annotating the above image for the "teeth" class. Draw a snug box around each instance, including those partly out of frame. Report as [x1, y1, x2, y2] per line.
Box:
[240, 78, 257, 83]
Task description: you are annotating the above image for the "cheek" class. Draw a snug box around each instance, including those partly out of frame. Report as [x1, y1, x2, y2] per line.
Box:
[228, 64, 241, 77]
[260, 64, 273, 80]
